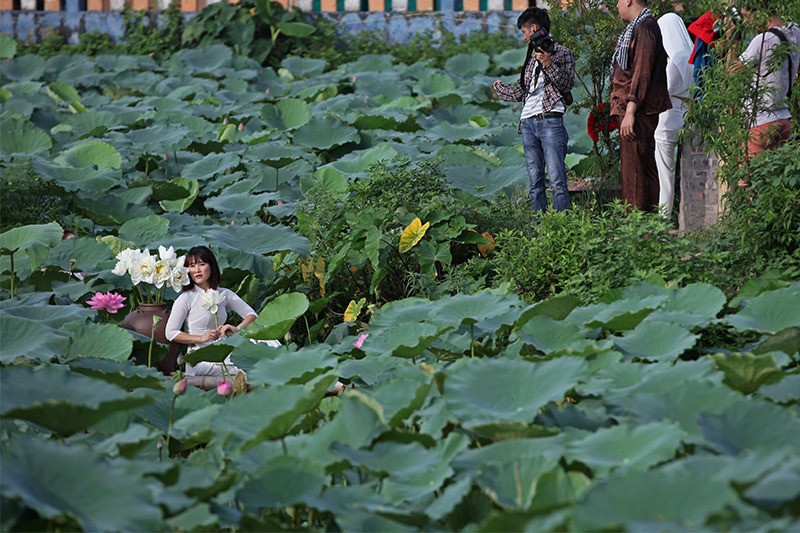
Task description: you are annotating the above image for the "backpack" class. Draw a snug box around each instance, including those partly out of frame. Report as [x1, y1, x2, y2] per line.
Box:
[768, 27, 797, 99]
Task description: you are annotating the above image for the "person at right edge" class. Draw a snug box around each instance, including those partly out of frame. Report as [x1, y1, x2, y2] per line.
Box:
[611, 0, 671, 213]
[728, 1, 799, 164]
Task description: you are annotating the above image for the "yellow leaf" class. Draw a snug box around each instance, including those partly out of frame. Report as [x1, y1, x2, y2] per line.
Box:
[399, 217, 430, 253]
[344, 297, 366, 323]
[477, 231, 495, 257]
[314, 257, 326, 297]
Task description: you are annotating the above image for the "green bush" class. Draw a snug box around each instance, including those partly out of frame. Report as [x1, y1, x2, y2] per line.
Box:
[493, 202, 725, 302]
[0, 160, 68, 231]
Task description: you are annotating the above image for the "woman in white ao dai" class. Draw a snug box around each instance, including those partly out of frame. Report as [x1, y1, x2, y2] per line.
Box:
[165, 246, 257, 377]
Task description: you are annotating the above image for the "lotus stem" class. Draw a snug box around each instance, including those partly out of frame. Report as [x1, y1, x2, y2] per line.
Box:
[165, 395, 177, 456]
[8, 251, 15, 299]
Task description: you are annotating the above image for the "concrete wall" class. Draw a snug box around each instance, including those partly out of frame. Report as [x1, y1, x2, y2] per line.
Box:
[0, 9, 524, 44]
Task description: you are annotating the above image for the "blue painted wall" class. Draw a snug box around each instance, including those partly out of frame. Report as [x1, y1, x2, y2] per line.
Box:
[0, 10, 519, 45]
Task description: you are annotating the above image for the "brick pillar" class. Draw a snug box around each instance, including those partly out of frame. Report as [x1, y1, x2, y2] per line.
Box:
[44, 0, 60, 10]
[462, 0, 478, 9]
[678, 136, 721, 232]
[0, 0, 15, 7]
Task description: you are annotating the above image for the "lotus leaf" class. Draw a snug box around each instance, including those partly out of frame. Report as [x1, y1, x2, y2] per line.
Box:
[117, 215, 169, 245]
[743, 457, 800, 506]
[0, 33, 16, 59]
[204, 191, 280, 218]
[160, 177, 199, 213]
[0, 304, 94, 329]
[61, 321, 133, 362]
[445, 53, 490, 76]
[0, 437, 163, 531]
[611, 320, 698, 362]
[759, 373, 800, 403]
[698, 398, 800, 455]
[248, 292, 309, 341]
[248, 344, 337, 386]
[724, 287, 800, 333]
[176, 45, 234, 73]
[443, 357, 587, 428]
[53, 140, 122, 170]
[280, 56, 327, 78]
[475, 454, 560, 510]
[571, 467, 737, 530]
[712, 352, 784, 394]
[30, 158, 118, 196]
[0, 315, 71, 363]
[0, 222, 62, 269]
[0, 365, 154, 436]
[238, 455, 326, 510]
[293, 117, 359, 150]
[517, 315, 586, 353]
[567, 294, 666, 330]
[0, 121, 52, 154]
[69, 358, 165, 390]
[44, 237, 114, 273]
[261, 98, 311, 130]
[1, 54, 45, 81]
[180, 152, 240, 181]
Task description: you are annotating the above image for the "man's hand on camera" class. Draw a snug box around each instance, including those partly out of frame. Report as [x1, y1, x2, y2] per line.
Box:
[535, 49, 552, 68]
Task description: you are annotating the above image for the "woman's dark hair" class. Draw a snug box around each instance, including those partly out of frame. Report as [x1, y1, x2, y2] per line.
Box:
[517, 7, 550, 32]
[183, 245, 221, 291]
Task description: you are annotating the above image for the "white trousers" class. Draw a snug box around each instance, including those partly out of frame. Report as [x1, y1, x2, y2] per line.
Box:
[655, 139, 678, 218]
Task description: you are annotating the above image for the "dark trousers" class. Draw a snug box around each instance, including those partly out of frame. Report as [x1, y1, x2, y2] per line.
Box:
[615, 113, 660, 212]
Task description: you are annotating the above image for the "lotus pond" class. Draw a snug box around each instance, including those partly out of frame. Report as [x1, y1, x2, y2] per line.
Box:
[1, 42, 799, 531]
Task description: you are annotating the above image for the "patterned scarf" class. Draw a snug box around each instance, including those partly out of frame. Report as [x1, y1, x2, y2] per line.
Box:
[614, 7, 653, 71]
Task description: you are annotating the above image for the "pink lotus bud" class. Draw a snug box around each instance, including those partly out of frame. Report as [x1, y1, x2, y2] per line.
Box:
[352, 75, 358, 82]
[353, 333, 369, 350]
[163, 152, 168, 160]
[173, 378, 187, 395]
[238, 122, 244, 131]
[217, 381, 233, 397]
[231, 219, 236, 225]
[265, 87, 270, 94]
[278, 200, 284, 206]
[223, 117, 229, 125]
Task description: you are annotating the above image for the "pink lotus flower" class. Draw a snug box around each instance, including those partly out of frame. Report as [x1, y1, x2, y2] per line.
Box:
[173, 378, 187, 396]
[238, 122, 244, 131]
[353, 333, 369, 350]
[86, 291, 127, 314]
[217, 381, 233, 397]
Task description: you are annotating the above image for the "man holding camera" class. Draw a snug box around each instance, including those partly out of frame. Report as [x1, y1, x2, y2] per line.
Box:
[611, 0, 670, 212]
[493, 7, 575, 213]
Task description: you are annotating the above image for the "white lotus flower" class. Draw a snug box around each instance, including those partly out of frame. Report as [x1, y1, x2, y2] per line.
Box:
[200, 289, 225, 315]
[130, 251, 156, 285]
[111, 248, 141, 276]
[158, 245, 177, 268]
[168, 256, 190, 292]
[152, 259, 172, 289]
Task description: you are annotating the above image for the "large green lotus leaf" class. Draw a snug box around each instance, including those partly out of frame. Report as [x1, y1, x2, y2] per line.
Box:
[492, 48, 527, 70]
[248, 292, 309, 341]
[712, 352, 784, 394]
[413, 72, 456, 97]
[571, 468, 737, 531]
[292, 117, 359, 150]
[444, 53, 490, 76]
[337, 356, 405, 386]
[0, 222, 62, 271]
[44, 237, 114, 273]
[423, 122, 487, 143]
[517, 315, 586, 354]
[567, 294, 666, 330]
[326, 144, 399, 175]
[30, 158, 118, 197]
[0, 121, 52, 154]
[204, 191, 279, 218]
[443, 164, 527, 198]
[530, 468, 592, 515]
[476, 455, 560, 510]
[244, 142, 308, 162]
[604, 379, 740, 441]
[53, 140, 121, 170]
[423, 476, 473, 520]
[117, 215, 169, 245]
[332, 439, 445, 478]
[514, 295, 582, 331]
[754, 326, 800, 357]
[61, 321, 133, 362]
[237, 455, 326, 510]
[743, 457, 800, 506]
[0, 54, 45, 81]
[0, 315, 71, 363]
[0, 437, 162, 531]
[453, 436, 567, 475]
[610, 320, 698, 362]
[202, 223, 311, 259]
[724, 288, 800, 333]
[371, 378, 431, 427]
[47, 81, 80, 104]
[0, 365, 154, 436]
[361, 322, 449, 358]
[69, 357, 165, 391]
[50, 110, 118, 138]
[368, 297, 432, 329]
[121, 124, 193, 154]
[165, 503, 218, 532]
[565, 422, 684, 475]
[176, 44, 233, 73]
[698, 398, 800, 455]
[0, 33, 17, 59]
[443, 357, 587, 428]
[759, 373, 800, 404]
[160, 177, 199, 213]
[181, 152, 240, 181]
[0, 304, 93, 329]
[182, 340, 236, 366]
[428, 291, 518, 329]
[353, 112, 418, 132]
[261, 98, 311, 130]
[248, 344, 336, 386]
[280, 56, 326, 78]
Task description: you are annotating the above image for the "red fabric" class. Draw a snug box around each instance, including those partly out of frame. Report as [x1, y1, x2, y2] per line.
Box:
[687, 11, 717, 44]
[587, 103, 619, 143]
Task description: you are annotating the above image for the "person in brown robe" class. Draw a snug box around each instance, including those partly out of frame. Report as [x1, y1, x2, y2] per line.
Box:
[611, 0, 671, 212]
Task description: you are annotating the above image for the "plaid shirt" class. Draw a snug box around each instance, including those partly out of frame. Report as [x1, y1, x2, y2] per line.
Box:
[495, 43, 576, 112]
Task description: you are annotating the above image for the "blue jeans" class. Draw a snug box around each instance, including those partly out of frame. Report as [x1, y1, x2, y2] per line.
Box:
[520, 116, 570, 212]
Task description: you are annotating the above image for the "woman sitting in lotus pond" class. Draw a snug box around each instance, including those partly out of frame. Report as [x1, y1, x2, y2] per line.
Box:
[165, 245, 257, 377]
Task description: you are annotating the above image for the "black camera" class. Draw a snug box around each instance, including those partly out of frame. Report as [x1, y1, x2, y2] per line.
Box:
[727, 5, 743, 25]
[529, 28, 556, 54]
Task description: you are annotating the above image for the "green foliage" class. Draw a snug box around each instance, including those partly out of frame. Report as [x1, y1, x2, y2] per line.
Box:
[493, 202, 724, 302]
[0, 160, 68, 231]
[122, 3, 184, 58]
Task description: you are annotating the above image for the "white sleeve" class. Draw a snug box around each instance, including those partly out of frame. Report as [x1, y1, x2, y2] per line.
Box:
[740, 32, 775, 68]
[223, 289, 257, 319]
[165, 292, 192, 341]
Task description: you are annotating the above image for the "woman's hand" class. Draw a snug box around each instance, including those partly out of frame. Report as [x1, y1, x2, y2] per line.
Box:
[197, 329, 219, 343]
[217, 324, 239, 337]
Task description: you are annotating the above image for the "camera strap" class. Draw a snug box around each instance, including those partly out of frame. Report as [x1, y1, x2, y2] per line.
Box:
[767, 28, 795, 99]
